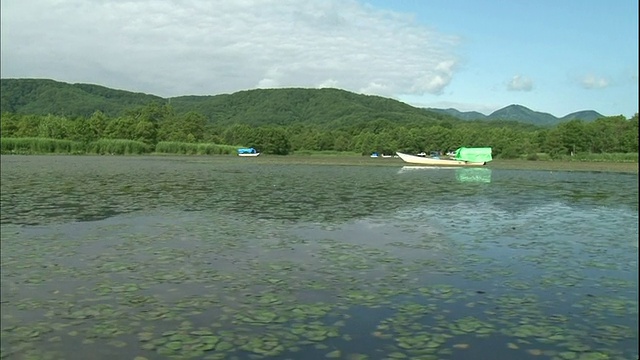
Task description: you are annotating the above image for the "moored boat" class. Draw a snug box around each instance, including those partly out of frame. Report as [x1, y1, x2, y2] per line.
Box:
[237, 148, 260, 157]
[396, 147, 492, 166]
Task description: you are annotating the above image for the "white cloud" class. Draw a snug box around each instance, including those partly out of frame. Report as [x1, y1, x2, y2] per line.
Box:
[317, 79, 340, 88]
[506, 75, 533, 91]
[580, 73, 610, 89]
[0, 0, 461, 98]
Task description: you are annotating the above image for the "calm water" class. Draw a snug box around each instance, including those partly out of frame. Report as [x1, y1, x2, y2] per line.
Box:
[1, 155, 638, 360]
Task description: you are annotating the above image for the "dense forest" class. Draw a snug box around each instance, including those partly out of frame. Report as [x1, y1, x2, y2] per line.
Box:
[0, 79, 637, 158]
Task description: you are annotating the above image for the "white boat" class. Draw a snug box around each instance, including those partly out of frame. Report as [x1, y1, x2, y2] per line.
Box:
[238, 152, 260, 157]
[371, 152, 394, 158]
[396, 147, 492, 167]
[396, 152, 484, 166]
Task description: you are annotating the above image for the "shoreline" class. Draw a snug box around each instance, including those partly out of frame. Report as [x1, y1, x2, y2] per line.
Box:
[2, 153, 637, 174]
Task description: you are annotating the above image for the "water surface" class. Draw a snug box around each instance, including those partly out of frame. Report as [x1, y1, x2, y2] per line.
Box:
[1, 155, 637, 360]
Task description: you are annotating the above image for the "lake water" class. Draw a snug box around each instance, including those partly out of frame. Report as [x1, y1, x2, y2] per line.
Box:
[1, 155, 637, 360]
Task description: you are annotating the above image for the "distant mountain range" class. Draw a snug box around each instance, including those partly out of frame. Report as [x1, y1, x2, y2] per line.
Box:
[0, 78, 607, 127]
[426, 106, 604, 126]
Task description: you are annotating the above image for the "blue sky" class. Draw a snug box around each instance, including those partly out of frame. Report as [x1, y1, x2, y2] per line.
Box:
[367, 0, 639, 118]
[1, 0, 637, 118]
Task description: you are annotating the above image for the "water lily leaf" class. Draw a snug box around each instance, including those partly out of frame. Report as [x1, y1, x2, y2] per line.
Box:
[388, 352, 407, 358]
[325, 350, 341, 358]
[165, 341, 182, 350]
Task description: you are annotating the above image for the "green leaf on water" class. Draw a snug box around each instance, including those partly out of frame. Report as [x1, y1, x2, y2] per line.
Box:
[347, 354, 369, 360]
[558, 352, 578, 360]
[325, 350, 341, 358]
[138, 332, 154, 341]
[388, 352, 407, 358]
[215, 341, 234, 352]
[108, 340, 127, 348]
[165, 341, 182, 350]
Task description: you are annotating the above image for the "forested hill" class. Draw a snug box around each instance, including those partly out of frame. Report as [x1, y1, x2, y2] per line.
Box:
[168, 88, 458, 128]
[0, 78, 164, 117]
[0, 78, 608, 128]
[1, 78, 460, 128]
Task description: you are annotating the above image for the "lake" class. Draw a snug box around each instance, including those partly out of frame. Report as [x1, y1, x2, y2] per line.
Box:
[1, 155, 637, 360]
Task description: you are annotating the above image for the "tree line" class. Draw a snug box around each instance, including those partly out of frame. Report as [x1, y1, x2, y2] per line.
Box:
[0, 102, 637, 158]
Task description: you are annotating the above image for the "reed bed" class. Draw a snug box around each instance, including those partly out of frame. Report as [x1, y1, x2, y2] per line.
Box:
[86, 139, 151, 155]
[292, 150, 362, 156]
[155, 141, 237, 155]
[524, 152, 638, 162]
[560, 152, 638, 162]
[0, 137, 84, 154]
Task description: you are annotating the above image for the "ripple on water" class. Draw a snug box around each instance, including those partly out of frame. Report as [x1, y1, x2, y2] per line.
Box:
[1, 156, 637, 360]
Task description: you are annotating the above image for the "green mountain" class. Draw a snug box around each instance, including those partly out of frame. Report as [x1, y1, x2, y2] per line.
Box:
[0, 78, 164, 117]
[559, 110, 604, 122]
[167, 88, 456, 128]
[488, 105, 559, 125]
[0, 78, 460, 128]
[425, 108, 487, 121]
[1, 78, 604, 127]
[428, 104, 605, 125]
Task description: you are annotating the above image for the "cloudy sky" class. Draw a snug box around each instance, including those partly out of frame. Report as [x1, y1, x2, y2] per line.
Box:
[1, 0, 638, 118]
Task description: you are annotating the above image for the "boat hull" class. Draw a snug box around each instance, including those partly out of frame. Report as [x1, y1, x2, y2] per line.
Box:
[396, 152, 486, 166]
[238, 153, 260, 157]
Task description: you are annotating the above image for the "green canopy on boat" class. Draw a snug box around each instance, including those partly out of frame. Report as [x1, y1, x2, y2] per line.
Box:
[454, 147, 493, 163]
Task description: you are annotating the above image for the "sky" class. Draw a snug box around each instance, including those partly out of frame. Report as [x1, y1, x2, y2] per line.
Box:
[1, 0, 638, 118]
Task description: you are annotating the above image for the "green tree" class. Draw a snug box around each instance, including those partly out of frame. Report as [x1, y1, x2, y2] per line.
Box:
[556, 119, 587, 154]
[333, 133, 351, 152]
[133, 120, 157, 145]
[0, 113, 20, 137]
[179, 112, 207, 141]
[222, 124, 254, 146]
[14, 115, 40, 137]
[255, 127, 291, 155]
[37, 114, 70, 139]
[103, 116, 136, 140]
[86, 111, 109, 142]
[543, 128, 567, 157]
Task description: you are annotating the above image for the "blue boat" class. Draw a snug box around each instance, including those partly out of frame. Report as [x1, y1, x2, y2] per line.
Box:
[237, 148, 260, 157]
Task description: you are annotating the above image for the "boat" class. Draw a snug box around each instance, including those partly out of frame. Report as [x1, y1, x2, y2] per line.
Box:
[371, 152, 394, 158]
[237, 148, 260, 157]
[396, 147, 492, 166]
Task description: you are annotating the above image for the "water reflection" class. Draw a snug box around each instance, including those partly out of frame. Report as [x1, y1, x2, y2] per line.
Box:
[456, 167, 492, 183]
[397, 166, 492, 183]
[397, 165, 457, 174]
